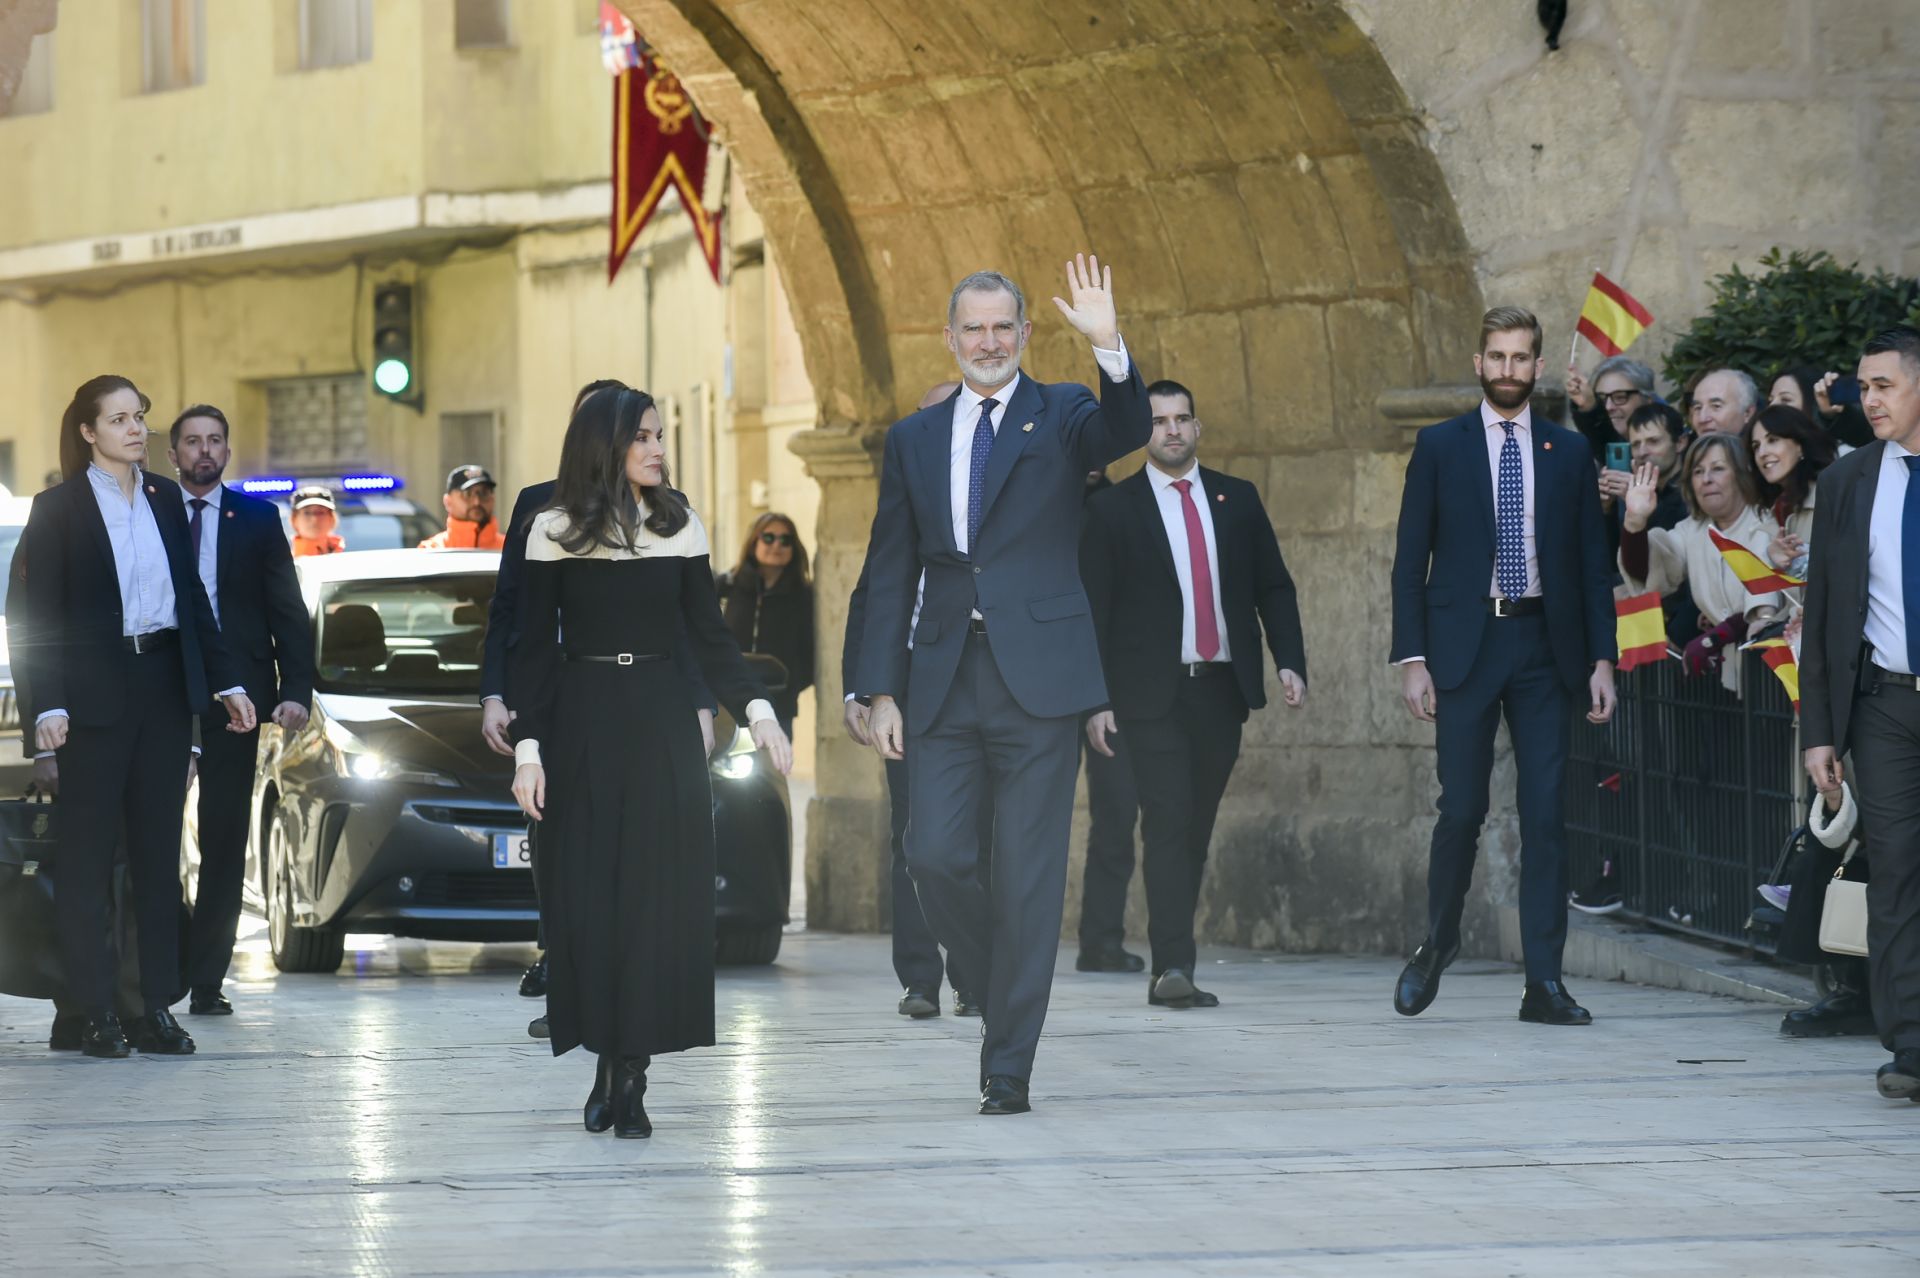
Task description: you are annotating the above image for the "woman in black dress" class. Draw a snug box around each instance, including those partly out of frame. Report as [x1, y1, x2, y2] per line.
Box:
[718, 512, 815, 737]
[508, 388, 791, 1138]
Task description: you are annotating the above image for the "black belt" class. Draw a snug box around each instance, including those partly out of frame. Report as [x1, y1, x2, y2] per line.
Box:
[968, 617, 989, 635]
[564, 652, 669, 665]
[1183, 662, 1229, 678]
[122, 628, 177, 654]
[1487, 596, 1544, 617]
[1872, 665, 1920, 691]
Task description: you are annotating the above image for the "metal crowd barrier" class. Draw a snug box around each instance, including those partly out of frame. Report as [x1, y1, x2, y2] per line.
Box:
[1564, 651, 1803, 953]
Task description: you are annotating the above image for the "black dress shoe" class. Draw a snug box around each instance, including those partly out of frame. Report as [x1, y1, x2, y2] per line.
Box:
[897, 987, 939, 1018]
[189, 988, 233, 1016]
[1393, 941, 1457, 1017]
[519, 954, 548, 999]
[527, 1015, 550, 1040]
[979, 1074, 1031, 1116]
[1875, 1048, 1920, 1101]
[49, 1013, 84, 1052]
[584, 1054, 615, 1133]
[1781, 985, 1876, 1038]
[132, 1008, 197, 1055]
[81, 1015, 131, 1059]
[1076, 944, 1146, 974]
[613, 1056, 652, 1138]
[1518, 980, 1593, 1026]
[951, 991, 983, 1018]
[1147, 969, 1220, 1008]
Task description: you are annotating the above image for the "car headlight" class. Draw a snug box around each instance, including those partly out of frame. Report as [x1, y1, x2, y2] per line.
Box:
[712, 726, 756, 780]
[323, 717, 457, 787]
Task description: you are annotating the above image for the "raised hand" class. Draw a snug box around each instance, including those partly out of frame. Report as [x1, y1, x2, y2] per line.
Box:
[1566, 365, 1594, 411]
[1814, 371, 1841, 417]
[1050, 253, 1119, 350]
[1621, 462, 1659, 531]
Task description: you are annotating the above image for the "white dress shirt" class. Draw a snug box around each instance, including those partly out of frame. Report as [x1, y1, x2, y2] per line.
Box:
[1481, 400, 1541, 599]
[1865, 439, 1915, 675]
[1145, 461, 1231, 663]
[184, 482, 223, 626]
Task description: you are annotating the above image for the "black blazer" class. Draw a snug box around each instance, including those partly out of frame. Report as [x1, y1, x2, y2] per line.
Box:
[1082, 466, 1306, 722]
[719, 566, 814, 722]
[482, 481, 713, 714]
[195, 485, 314, 717]
[21, 471, 240, 725]
[1389, 410, 1616, 695]
[1802, 439, 1886, 756]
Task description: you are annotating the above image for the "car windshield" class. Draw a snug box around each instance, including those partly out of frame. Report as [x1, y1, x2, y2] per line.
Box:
[338, 511, 441, 550]
[315, 574, 494, 695]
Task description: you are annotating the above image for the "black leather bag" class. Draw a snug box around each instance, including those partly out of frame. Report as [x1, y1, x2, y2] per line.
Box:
[0, 792, 63, 999]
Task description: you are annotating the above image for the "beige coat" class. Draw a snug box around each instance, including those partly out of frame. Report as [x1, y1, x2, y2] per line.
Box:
[1620, 504, 1784, 692]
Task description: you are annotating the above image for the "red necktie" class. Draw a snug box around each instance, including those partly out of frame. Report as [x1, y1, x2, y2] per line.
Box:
[1172, 479, 1219, 661]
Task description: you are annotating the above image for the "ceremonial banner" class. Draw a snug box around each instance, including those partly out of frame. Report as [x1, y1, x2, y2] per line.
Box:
[603, 4, 722, 284]
[1746, 636, 1801, 711]
[1576, 272, 1654, 357]
[1707, 526, 1805, 592]
[1615, 591, 1669, 672]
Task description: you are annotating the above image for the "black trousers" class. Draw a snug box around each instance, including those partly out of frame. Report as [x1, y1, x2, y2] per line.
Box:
[184, 719, 260, 993]
[887, 747, 990, 997]
[1848, 679, 1920, 1053]
[1428, 613, 1572, 982]
[1120, 671, 1245, 974]
[1076, 727, 1139, 952]
[906, 633, 1079, 1082]
[53, 647, 193, 1016]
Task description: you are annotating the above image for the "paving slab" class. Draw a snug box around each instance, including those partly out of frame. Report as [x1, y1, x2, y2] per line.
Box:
[2, 926, 1916, 1277]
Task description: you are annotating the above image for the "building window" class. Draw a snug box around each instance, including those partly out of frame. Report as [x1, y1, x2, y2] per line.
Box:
[454, 0, 512, 49]
[267, 375, 369, 472]
[299, 0, 373, 71]
[5, 33, 53, 116]
[141, 0, 205, 94]
[438, 411, 499, 481]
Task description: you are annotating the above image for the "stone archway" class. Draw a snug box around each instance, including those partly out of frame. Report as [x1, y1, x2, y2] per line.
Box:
[619, 0, 1486, 949]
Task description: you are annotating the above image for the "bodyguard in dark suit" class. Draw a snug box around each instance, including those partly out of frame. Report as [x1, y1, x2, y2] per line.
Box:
[1802, 325, 1920, 1101]
[1388, 308, 1617, 1026]
[166, 406, 315, 1015]
[23, 376, 255, 1058]
[857, 258, 1150, 1115]
[1082, 380, 1306, 1008]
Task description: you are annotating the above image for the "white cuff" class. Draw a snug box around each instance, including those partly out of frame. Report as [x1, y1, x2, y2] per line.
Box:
[191, 746, 202, 757]
[214, 686, 245, 700]
[844, 693, 858, 704]
[513, 739, 542, 768]
[35, 708, 67, 726]
[483, 695, 505, 707]
[1091, 335, 1131, 383]
[33, 751, 53, 760]
[1393, 656, 1426, 666]
[745, 699, 777, 727]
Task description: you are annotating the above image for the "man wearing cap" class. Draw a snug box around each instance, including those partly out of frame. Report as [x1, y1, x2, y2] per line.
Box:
[421, 465, 505, 551]
[290, 486, 345, 556]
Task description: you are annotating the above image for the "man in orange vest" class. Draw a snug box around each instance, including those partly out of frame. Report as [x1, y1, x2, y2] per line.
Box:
[290, 486, 345, 556]
[420, 464, 506, 550]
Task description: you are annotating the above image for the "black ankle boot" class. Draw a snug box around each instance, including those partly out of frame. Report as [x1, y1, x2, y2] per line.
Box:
[584, 1054, 615, 1133]
[613, 1055, 651, 1139]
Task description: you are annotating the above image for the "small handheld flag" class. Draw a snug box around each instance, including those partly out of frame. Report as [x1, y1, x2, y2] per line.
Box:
[1615, 591, 1669, 672]
[1707, 526, 1804, 593]
[1576, 272, 1654, 357]
[1744, 636, 1800, 711]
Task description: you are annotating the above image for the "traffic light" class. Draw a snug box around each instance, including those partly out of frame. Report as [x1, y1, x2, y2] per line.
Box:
[371, 282, 418, 406]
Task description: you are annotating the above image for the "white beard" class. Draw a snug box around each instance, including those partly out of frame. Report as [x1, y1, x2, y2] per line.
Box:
[957, 347, 1024, 390]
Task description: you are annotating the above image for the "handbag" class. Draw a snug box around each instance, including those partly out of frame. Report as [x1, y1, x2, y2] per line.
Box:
[1818, 843, 1869, 958]
[0, 790, 64, 999]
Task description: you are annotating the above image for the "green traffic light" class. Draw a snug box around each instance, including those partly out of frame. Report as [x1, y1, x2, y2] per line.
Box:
[374, 359, 412, 396]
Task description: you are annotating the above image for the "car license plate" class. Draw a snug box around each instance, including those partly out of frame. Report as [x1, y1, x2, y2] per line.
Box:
[491, 832, 531, 870]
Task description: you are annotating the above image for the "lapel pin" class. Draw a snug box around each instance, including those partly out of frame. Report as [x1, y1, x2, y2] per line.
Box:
[145, 485, 156, 494]
[1022, 422, 1034, 433]
[1544, 441, 1553, 450]
[1216, 493, 1225, 503]
[225, 509, 235, 519]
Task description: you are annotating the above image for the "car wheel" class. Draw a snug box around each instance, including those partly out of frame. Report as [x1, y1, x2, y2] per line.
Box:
[715, 923, 781, 966]
[266, 807, 344, 975]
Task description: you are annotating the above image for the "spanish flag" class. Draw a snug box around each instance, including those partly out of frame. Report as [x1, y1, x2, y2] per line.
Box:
[1746, 636, 1801, 710]
[1615, 591, 1668, 671]
[1707, 526, 1805, 592]
[1576, 272, 1655, 357]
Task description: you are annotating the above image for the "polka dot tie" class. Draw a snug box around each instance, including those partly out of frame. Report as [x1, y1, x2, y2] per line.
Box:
[1496, 422, 1526, 600]
[966, 398, 998, 553]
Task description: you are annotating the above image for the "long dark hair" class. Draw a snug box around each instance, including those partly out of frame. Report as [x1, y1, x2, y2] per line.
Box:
[60, 375, 149, 481]
[732, 511, 810, 585]
[544, 386, 689, 555]
[1743, 403, 1836, 517]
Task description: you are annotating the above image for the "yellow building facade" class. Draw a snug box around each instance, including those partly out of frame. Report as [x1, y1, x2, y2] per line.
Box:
[0, 0, 820, 765]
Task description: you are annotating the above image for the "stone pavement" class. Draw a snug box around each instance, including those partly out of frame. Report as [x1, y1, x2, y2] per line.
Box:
[3, 927, 1918, 1278]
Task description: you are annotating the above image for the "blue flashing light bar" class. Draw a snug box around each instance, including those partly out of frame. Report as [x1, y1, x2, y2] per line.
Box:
[238, 478, 297, 494]
[236, 475, 405, 495]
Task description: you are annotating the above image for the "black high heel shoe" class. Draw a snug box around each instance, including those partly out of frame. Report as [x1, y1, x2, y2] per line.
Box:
[584, 1054, 615, 1133]
[613, 1056, 652, 1139]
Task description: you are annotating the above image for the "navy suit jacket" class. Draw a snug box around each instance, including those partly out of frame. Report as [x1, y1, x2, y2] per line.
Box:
[855, 365, 1152, 733]
[1389, 409, 1616, 695]
[199, 485, 314, 716]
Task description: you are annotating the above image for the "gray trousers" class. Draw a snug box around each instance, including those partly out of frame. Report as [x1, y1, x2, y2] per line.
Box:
[1850, 679, 1920, 1053]
[906, 631, 1079, 1083]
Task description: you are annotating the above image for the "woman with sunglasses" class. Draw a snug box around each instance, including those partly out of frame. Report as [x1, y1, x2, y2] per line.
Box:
[718, 513, 814, 738]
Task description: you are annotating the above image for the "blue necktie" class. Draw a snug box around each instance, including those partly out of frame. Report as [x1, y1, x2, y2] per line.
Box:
[1495, 422, 1526, 599]
[966, 398, 998, 553]
[1903, 455, 1920, 674]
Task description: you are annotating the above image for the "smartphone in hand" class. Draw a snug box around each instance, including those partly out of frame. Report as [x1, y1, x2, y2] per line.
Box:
[1605, 441, 1632, 471]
